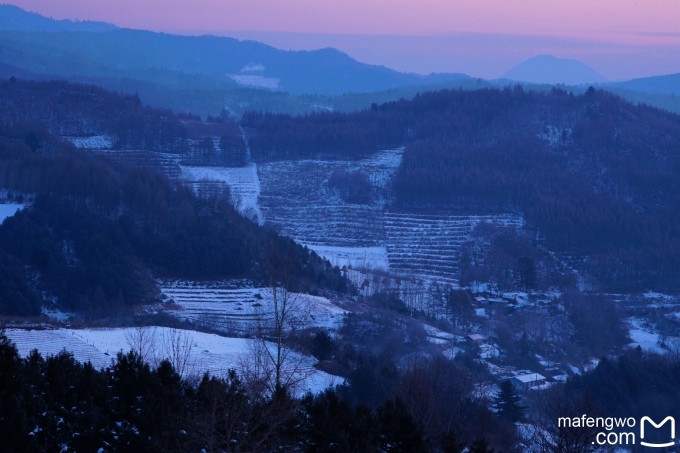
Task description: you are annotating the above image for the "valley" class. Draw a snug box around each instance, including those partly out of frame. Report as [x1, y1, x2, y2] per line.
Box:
[1, 68, 680, 451]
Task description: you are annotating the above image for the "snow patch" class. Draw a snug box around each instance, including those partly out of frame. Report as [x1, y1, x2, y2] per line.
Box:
[181, 165, 263, 225]
[64, 135, 114, 150]
[0, 203, 23, 224]
[229, 74, 280, 90]
[627, 318, 665, 354]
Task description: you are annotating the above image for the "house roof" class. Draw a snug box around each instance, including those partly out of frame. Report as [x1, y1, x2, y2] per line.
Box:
[512, 373, 546, 383]
[467, 334, 485, 341]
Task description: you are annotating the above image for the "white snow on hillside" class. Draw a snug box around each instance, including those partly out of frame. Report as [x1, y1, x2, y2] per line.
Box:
[160, 283, 347, 334]
[64, 135, 114, 150]
[257, 149, 525, 285]
[359, 148, 404, 188]
[5, 327, 340, 394]
[0, 203, 23, 224]
[181, 164, 263, 224]
[303, 244, 389, 270]
[229, 74, 280, 90]
[627, 318, 665, 354]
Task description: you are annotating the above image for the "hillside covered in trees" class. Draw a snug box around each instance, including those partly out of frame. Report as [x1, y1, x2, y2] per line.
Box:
[0, 79, 348, 317]
[244, 87, 680, 290]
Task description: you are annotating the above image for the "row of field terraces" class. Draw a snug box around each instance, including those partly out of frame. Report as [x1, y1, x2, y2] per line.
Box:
[4, 327, 340, 394]
[263, 205, 385, 248]
[159, 283, 347, 335]
[64, 135, 183, 179]
[91, 149, 182, 179]
[383, 212, 525, 285]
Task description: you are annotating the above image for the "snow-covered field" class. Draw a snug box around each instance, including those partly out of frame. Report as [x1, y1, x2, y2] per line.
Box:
[181, 164, 263, 224]
[627, 317, 680, 354]
[160, 283, 347, 334]
[0, 203, 23, 223]
[302, 244, 389, 270]
[5, 327, 340, 394]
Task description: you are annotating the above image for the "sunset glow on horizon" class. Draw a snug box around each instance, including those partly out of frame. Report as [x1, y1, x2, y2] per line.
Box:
[9, 0, 680, 39]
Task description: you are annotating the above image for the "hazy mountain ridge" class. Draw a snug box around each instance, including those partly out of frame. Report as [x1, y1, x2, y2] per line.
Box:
[0, 5, 469, 97]
[609, 72, 680, 95]
[0, 4, 116, 32]
[2, 5, 679, 117]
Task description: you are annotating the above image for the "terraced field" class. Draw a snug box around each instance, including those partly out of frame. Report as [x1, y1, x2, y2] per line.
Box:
[63, 138, 527, 286]
[257, 149, 401, 268]
[159, 282, 347, 335]
[384, 212, 525, 285]
[255, 150, 527, 284]
[91, 149, 182, 179]
[64, 135, 183, 179]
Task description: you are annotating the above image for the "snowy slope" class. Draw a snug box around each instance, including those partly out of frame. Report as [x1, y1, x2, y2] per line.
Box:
[181, 164, 263, 225]
[5, 327, 340, 394]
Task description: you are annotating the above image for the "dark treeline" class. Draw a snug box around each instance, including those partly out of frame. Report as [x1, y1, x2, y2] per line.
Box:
[0, 332, 514, 452]
[0, 78, 188, 152]
[392, 90, 680, 290]
[181, 115, 248, 167]
[0, 125, 348, 316]
[242, 108, 406, 160]
[245, 87, 680, 290]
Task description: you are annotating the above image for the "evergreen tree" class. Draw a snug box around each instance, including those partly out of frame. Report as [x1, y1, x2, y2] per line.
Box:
[469, 437, 495, 453]
[493, 380, 525, 423]
[516, 256, 536, 292]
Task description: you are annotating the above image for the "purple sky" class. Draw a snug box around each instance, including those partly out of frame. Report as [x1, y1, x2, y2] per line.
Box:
[8, 0, 680, 79]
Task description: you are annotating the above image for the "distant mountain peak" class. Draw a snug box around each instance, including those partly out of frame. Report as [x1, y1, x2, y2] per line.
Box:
[502, 55, 606, 86]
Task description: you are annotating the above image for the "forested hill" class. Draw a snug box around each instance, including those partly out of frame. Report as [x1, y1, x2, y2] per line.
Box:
[0, 78, 189, 152]
[245, 87, 680, 290]
[0, 79, 348, 317]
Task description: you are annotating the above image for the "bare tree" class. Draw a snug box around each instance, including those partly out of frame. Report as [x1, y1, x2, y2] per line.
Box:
[125, 326, 158, 365]
[528, 386, 599, 453]
[247, 240, 313, 396]
[162, 328, 196, 380]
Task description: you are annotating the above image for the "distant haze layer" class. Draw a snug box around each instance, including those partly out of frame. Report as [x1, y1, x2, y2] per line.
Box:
[7, 0, 680, 79]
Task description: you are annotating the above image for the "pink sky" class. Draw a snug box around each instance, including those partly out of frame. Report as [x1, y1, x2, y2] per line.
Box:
[10, 0, 680, 38]
[7, 0, 680, 79]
